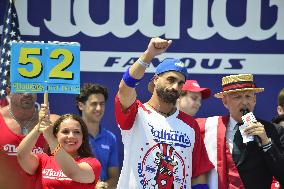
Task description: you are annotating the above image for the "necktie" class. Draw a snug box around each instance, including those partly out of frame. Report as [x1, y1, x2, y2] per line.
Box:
[232, 124, 246, 164]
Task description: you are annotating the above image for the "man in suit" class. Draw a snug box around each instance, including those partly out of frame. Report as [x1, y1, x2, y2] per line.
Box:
[196, 74, 284, 189]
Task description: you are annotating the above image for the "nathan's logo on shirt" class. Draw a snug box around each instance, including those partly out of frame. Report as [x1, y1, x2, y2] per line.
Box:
[42, 169, 72, 181]
[137, 143, 187, 188]
[148, 124, 191, 148]
[2, 144, 44, 156]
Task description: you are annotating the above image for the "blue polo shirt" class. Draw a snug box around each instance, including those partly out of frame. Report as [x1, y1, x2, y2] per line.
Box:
[89, 127, 119, 181]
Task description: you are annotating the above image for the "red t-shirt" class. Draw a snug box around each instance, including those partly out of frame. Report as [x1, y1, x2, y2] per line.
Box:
[0, 114, 46, 189]
[35, 153, 101, 189]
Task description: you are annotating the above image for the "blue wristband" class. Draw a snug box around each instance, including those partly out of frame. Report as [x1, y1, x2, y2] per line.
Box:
[122, 68, 141, 88]
[192, 184, 209, 189]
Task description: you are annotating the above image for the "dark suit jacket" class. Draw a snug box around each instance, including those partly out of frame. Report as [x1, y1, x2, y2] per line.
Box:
[236, 119, 284, 189]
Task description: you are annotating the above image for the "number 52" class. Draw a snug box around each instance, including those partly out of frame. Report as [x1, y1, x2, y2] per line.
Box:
[18, 47, 74, 80]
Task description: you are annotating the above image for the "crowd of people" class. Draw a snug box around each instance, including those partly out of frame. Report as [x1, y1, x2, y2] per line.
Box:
[0, 37, 284, 189]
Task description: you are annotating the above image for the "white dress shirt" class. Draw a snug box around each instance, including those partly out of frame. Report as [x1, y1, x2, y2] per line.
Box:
[226, 117, 239, 153]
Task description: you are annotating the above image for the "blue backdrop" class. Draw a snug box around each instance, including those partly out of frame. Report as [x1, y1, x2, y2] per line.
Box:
[1, 0, 284, 166]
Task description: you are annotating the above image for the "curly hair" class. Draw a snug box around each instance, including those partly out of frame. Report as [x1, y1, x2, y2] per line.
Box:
[76, 83, 108, 115]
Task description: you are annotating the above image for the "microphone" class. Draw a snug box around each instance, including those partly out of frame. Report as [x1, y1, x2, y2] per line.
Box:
[241, 108, 249, 116]
[241, 109, 261, 145]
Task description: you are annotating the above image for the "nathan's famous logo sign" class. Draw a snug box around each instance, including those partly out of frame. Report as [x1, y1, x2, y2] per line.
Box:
[3, 0, 283, 74]
[4, 0, 283, 41]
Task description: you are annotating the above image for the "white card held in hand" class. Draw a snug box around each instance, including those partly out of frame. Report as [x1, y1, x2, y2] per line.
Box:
[242, 112, 257, 124]
[240, 112, 257, 143]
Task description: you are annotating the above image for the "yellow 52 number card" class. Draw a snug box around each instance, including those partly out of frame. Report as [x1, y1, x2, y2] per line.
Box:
[10, 41, 80, 94]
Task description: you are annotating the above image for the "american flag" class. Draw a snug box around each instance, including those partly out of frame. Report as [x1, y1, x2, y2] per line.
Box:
[0, 0, 21, 100]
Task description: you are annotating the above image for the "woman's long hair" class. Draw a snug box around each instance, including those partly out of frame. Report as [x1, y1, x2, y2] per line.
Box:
[52, 114, 93, 157]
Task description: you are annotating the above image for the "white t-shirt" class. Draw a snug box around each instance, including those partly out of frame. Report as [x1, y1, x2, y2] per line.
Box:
[115, 97, 213, 189]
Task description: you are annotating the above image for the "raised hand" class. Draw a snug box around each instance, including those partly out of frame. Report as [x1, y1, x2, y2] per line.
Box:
[36, 104, 55, 140]
[146, 37, 172, 58]
[38, 104, 49, 121]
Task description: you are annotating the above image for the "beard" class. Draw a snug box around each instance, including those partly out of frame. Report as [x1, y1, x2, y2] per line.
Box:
[156, 85, 180, 104]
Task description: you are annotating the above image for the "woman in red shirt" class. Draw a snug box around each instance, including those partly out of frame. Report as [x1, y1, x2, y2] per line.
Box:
[17, 104, 101, 189]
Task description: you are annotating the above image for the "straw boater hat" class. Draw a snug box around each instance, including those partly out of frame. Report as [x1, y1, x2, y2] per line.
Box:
[214, 74, 264, 98]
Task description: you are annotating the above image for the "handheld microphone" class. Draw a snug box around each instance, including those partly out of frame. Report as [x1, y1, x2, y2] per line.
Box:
[241, 109, 261, 145]
[241, 108, 249, 116]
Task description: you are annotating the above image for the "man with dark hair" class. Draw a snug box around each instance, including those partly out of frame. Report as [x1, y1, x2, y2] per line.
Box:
[272, 88, 284, 129]
[76, 83, 119, 189]
[115, 37, 214, 189]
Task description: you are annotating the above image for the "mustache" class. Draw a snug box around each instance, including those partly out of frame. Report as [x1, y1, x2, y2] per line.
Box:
[21, 95, 35, 101]
[166, 89, 179, 96]
[156, 88, 179, 104]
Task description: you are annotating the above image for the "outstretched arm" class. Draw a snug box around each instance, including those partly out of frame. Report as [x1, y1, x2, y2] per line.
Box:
[117, 37, 172, 111]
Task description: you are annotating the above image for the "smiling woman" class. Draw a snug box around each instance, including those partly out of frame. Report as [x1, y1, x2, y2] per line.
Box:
[52, 114, 92, 158]
[17, 106, 101, 189]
